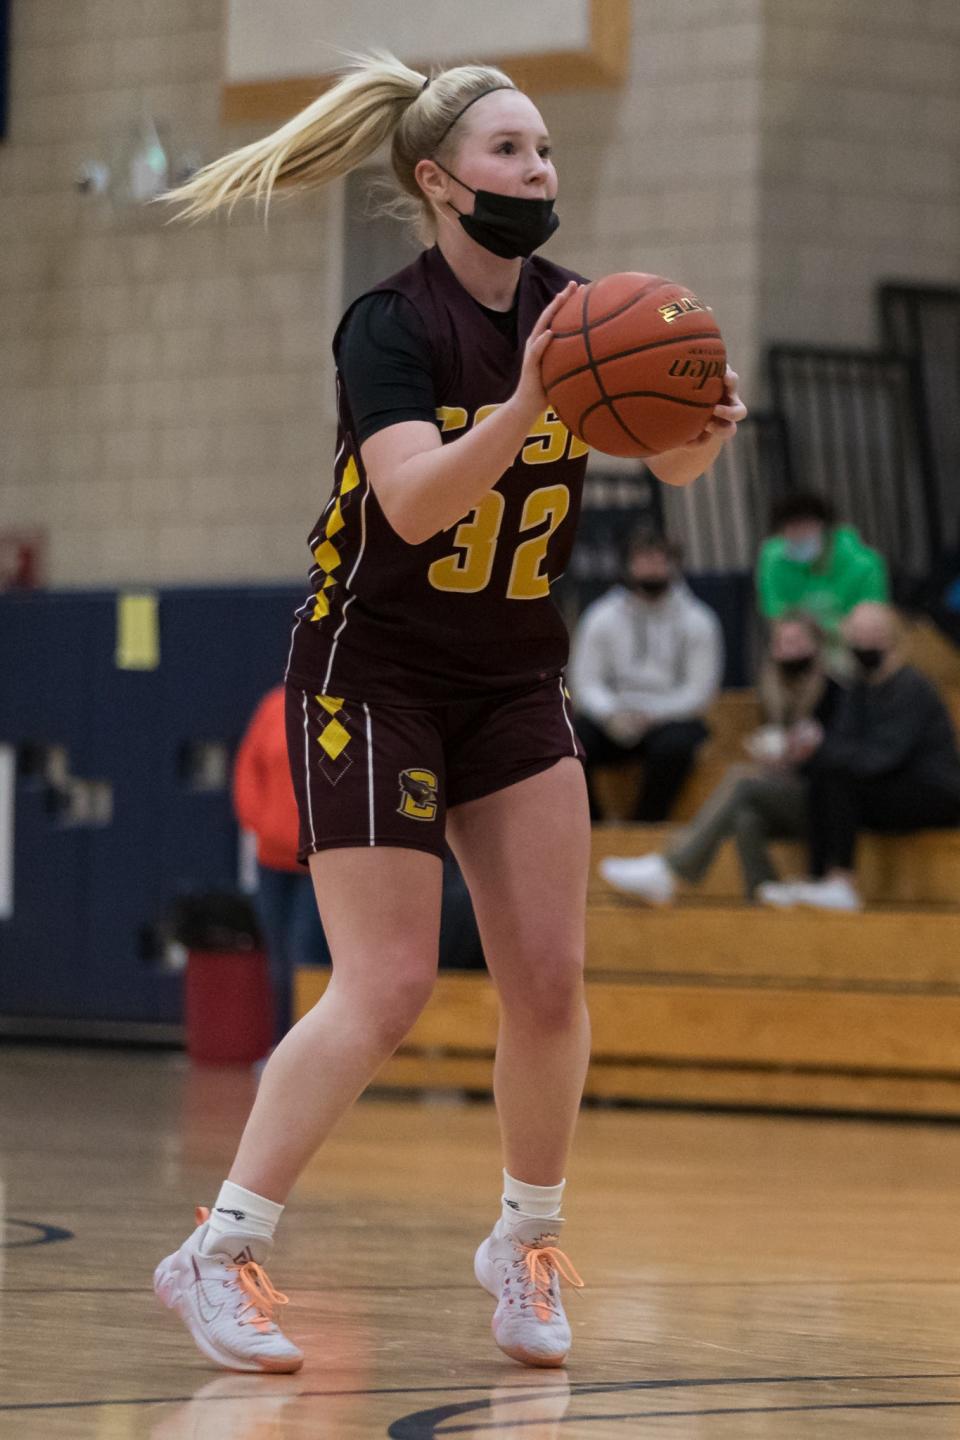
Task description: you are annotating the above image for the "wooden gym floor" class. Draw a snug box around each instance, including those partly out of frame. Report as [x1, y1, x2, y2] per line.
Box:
[4, 1045, 960, 1439]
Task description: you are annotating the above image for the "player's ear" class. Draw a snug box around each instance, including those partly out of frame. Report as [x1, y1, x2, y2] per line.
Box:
[414, 157, 446, 205]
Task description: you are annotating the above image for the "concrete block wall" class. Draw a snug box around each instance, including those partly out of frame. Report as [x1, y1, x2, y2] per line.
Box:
[1, 0, 342, 587]
[759, 0, 960, 353]
[0, 0, 956, 586]
[546, 0, 762, 409]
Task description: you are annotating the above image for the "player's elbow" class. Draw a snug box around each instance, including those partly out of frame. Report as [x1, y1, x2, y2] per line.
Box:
[365, 474, 431, 546]
[368, 458, 450, 545]
[381, 496, 437, 546]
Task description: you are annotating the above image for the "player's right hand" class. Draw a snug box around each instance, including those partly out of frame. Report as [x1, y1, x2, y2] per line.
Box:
[514, 281, 579, 418]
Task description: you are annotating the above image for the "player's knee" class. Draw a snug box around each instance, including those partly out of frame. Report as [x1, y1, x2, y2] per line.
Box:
[371, 963, 436, 1049]
[501, 950, 586, 1032]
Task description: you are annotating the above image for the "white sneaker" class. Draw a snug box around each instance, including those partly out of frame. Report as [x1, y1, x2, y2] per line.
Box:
[474, 1218, 583, 1368]
[599, 853, 676, 905]
[154, 1207, 303, 1373]
[792, 877, 863, 912]
[756, 880, 800, 908]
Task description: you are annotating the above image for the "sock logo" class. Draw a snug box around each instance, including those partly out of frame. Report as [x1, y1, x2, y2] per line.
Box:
[504, 1198, 520, 1210]
[215, 1207, 247, 1221]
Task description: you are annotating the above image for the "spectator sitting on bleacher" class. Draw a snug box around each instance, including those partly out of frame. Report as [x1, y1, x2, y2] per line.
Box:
[570, 527, 724, 822]
[758, 602, 960, 913]
[757, 492, 888, 660]
[600, 612, 844, 904]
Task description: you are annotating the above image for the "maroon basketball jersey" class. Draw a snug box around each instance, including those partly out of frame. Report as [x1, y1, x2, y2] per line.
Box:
[286, 245, 590, 704]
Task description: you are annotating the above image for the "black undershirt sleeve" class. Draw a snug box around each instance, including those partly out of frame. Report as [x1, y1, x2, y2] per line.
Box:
[336, 292, 438, 444]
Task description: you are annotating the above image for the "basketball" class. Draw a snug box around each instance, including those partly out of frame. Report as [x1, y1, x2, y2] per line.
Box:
[541, 273, 727, 459]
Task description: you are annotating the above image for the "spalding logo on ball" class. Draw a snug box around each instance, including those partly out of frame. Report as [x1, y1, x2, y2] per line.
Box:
[541, 273, 727, 459]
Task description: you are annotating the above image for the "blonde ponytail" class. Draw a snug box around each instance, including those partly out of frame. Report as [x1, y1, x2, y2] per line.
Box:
[162, 51, 516, 225]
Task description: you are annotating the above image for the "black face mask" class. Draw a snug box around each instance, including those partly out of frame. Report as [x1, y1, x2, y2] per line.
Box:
[630, 578, 670, 600]
[436, 162, 559, 259]
[851, 647, 886, 674]
[777, 656, 816, 679]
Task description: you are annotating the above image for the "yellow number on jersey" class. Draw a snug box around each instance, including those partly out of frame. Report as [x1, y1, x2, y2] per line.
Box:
[435, 406, 469, 434]
[522, 409, 569, 466]
[427, 491, 506, 594]
[506, 484, 571, 600]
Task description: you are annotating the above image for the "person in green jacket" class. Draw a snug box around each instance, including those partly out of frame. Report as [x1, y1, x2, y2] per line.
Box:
[757, 492, 889, 644]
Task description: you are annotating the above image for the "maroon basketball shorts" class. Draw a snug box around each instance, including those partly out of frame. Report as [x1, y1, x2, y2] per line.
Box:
[285, 676, 584, 862]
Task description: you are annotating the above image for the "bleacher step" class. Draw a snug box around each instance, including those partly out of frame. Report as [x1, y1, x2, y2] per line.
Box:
[585, 901, 960, 984]
[294, 899, 960, 1116]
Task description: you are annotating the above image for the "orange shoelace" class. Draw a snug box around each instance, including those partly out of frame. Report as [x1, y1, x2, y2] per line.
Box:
[194, 1205, 290, 1332]
[518, 1241, 585, 1323]
[227, 1260, 291, 1332]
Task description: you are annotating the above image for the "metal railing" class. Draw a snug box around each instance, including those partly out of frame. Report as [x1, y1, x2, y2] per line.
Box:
[657, 412, 790, 574]
[768, 344, 933, 579]
[881, 283, 960, 560]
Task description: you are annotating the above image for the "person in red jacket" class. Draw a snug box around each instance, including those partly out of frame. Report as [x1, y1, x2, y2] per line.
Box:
[233, 686, 330, 1038]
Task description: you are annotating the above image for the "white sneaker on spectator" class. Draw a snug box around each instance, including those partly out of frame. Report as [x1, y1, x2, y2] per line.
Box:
[791, 877, 863, 912]
[599, 854, 676, 905]
[756, 880, 800, 908]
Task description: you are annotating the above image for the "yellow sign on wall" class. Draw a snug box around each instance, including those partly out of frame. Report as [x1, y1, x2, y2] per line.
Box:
[116, 592, 160, 671]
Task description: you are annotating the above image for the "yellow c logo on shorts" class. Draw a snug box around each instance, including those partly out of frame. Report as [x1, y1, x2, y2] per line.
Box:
[398, 768, 439, 822]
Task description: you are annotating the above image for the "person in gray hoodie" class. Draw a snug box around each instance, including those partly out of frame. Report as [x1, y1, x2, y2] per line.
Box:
[570, 527, 724, 821]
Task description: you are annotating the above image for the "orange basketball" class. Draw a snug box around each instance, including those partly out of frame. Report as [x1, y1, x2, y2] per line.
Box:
[541, 273, 727, 459]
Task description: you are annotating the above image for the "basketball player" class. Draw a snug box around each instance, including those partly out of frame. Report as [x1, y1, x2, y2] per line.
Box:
[153, 54, 746, 1373]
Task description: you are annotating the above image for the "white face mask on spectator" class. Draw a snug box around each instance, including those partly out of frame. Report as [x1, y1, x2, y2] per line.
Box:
[784, 534, 823, 564]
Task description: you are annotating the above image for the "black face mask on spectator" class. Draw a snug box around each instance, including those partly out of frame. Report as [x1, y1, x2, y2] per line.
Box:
[777, 655, 816, 679]
[851, 646, 886, 674]
[628, 578, 671, 599]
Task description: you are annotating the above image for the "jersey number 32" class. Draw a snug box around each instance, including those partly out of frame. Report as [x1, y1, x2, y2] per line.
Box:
[428, 484, 570, 600]
[426, 405, 580, 601]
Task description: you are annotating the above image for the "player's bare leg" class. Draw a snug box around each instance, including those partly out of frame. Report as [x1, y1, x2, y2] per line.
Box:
[449, 758, 591, 1183]
[229, 845, 443, 1199]
[155, 846, 442, 1371]
[448, 759, 590, 1365]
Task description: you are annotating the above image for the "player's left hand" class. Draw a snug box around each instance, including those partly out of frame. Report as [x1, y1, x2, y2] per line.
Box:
[688, 367, 747, 447]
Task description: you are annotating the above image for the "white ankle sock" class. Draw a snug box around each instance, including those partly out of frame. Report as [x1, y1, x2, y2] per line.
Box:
[499, 1169, 565, 1232]
[205, 1180, 283, 1245]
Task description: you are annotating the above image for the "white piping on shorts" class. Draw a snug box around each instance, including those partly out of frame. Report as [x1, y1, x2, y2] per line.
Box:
[363, 702, 375, 844]
[559, 678, 579, 756]
[302, 690, 317, 849]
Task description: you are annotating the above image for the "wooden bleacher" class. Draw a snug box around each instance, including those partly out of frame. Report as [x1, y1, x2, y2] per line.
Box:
[293, 621, 960, 1118]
